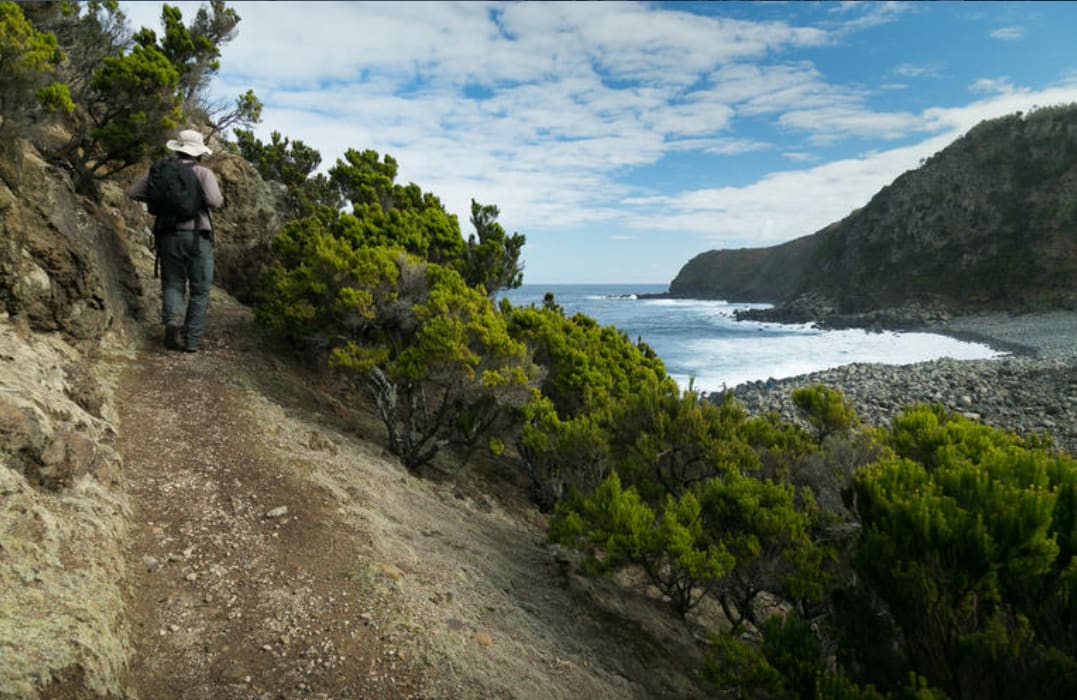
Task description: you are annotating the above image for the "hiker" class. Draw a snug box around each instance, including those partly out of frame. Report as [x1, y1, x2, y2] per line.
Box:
[127, 129, 223, 353]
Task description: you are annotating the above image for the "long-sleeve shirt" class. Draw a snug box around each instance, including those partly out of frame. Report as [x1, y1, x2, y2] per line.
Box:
[127, 158, 224, 232]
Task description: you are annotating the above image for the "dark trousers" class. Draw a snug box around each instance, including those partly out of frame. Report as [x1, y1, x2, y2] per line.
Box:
[158, 230, 213, 350]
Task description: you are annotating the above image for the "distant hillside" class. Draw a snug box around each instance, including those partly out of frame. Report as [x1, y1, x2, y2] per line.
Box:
[669, 104, 1077, 319]
[665, 231, 822, 302]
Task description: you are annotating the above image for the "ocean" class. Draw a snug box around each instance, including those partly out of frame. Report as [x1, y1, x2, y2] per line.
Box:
[499, 283, 1005, 393]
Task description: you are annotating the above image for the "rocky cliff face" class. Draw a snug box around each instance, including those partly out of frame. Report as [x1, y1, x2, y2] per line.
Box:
[0, 137, 143, 342]
[669, 104, 1077, 320]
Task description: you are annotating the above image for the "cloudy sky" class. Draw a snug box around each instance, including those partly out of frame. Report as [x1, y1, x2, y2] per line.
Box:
[121, 1, 1077, 284]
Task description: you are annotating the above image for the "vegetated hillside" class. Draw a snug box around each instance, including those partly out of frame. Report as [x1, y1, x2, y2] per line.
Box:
[670, 104, 1077, 317]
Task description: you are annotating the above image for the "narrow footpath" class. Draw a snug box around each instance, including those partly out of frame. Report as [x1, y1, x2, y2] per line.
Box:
[115, 307, 425, 699]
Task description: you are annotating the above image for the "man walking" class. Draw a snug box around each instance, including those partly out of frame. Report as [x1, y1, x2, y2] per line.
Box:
[127, 129, 223, 353]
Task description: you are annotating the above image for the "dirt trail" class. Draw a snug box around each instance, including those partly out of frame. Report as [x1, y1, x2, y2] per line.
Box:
[114, 295, 708, 700]
[116, 307, 425, 699]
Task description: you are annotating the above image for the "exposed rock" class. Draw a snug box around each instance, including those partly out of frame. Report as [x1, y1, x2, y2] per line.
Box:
[0, 324, 129, 699]
[205, 147, 293, 305]
[0, 138, 143, 345]
[0, 131, 137, 699]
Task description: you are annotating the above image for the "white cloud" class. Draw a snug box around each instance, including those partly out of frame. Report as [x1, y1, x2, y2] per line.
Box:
[892, 62, 945, 79]
[668, 138, 772, 156]
[827, 1, 918, 34]
[990, 26, 1025, 41]
[779, 105, 925, 143]
[618, 141, 943, 246]
[970, 77, 1015, 94]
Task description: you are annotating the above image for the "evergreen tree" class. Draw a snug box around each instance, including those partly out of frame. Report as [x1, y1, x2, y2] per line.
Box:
[464, 199, 525, 297]
[0, 1, 72, 131]
[235, 128, 338, 216]
[329, 148, 465, 267]
[256, 203, 533, 470]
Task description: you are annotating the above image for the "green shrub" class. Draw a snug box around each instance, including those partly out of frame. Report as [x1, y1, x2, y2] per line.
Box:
[853, 405, 1077, 698]
[792, 384, 859, 443]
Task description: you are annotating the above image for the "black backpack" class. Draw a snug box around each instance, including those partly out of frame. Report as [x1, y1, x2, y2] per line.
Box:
[146, 158, 204, 226]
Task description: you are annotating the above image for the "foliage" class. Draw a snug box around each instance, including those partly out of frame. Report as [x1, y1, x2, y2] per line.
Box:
[0, 1, 70, 128]
[705, 613, 950, 700]
[83, 34, 181, 175]
[25, 1, 255, 190]
[41, 2, 181, 185]
[256, 210, 532, 470]
[159, 0, 238, 113]
[852, 404, 1077, 699]
[205, 86, 261, 137]
[235, 128, 340, 217]
[551, 468, 825, 621]
[550, 472, 735, 616]
[702, 625, 789, 698]
[706, 613, 831, 700]
[22, 1, 126, 108]
[792, 384, 859, 443]
[504, 300, 669, 506]
[698, 472, 828, 627]
[329, 148, 465, 267]
[463, 199, 525, 296]
[608, 381, 761, 502]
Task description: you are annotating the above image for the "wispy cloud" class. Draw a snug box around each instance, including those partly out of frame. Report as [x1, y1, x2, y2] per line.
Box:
[892, 62, 945, 79]
[990, 25, 1025, 41]
[667, 137, 772, 156]
[970, 77, 1015, 94]
[827, 1, 918, 34]
[779, 105, 926, 143]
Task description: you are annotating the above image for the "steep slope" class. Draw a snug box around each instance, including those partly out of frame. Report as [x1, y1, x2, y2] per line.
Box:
[669, 104, 1077, 316]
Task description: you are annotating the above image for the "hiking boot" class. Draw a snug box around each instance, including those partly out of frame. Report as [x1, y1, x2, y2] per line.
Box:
[164, 324, 183, 350]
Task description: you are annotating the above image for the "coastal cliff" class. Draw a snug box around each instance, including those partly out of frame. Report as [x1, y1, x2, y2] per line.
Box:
[669, 105, 1077, 320]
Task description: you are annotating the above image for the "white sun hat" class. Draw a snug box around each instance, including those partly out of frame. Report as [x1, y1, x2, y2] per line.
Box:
[165, 129, 213, 157]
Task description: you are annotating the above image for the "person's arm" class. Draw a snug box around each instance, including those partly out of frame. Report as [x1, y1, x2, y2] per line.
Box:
[195, 166, 223, 209]
[126, 173, 149, 202]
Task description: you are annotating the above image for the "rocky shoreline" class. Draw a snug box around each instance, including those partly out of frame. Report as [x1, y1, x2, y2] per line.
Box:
[726, 312, 1077, 455]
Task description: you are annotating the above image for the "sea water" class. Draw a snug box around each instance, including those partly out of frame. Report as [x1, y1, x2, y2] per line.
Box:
[500, 283, 1006, 393]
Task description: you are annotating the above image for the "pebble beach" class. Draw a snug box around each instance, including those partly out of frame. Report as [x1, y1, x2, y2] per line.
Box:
[730, 312, 1077, 455]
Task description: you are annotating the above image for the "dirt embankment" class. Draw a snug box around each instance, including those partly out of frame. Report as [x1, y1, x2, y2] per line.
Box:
[109, 291, 709, 700]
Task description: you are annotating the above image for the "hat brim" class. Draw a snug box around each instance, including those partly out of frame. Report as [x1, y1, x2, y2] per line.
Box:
[166, 139, 212, 157]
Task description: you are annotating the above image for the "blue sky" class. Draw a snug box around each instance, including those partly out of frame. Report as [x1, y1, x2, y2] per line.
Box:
[121, 1, 1077, 284]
